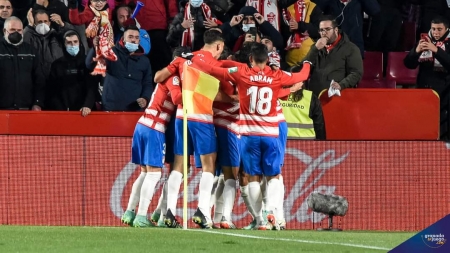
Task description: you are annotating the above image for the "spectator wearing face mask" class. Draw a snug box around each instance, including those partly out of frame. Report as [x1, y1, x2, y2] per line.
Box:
[86, 25, 154, 111]
[24, 9, 71, 80]
[221, 6, 283, 53]
[46, 30, 96, 115]
[112, 5, 150, 54]
[32, 0, 69, 30]
[0, 16, 45, 110]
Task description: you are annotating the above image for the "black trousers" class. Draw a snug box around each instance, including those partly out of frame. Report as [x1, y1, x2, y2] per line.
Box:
[147, 29, 173, 75]
[367, 6, 403, 52]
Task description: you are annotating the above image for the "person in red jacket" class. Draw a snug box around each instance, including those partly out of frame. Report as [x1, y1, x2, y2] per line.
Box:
[67, 0, 112, 47]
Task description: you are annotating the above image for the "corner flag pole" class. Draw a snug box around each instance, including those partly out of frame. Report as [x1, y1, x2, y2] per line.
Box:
[182, 99, 188, 230]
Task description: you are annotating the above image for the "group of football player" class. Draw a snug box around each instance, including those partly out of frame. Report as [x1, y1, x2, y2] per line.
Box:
[120, 29, 311, 230]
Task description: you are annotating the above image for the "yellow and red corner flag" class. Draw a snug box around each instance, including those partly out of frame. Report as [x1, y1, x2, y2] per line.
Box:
[182, 63, 220, 115]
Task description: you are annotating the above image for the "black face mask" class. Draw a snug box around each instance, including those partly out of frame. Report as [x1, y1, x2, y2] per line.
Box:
[8, 32, 22, 44]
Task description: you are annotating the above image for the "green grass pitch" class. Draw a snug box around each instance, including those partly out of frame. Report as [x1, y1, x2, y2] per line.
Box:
[0, 226, 414, 253]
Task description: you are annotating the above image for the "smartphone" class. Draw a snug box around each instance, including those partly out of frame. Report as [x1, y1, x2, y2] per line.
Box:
[248, 27, 257, 42]
[420, 33, 428, 40]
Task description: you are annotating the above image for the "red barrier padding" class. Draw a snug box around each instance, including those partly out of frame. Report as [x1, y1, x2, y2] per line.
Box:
[0, 113, 8, 134]
[1, 111, 141, 137]
[319, 89, 440, 140]
[1, 134, 449, 231]
[0, 137, 7, 225]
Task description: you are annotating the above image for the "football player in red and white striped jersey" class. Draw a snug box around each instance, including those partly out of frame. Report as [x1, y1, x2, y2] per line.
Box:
[121, 47, 184, 228]
[192, 43, 311, 230]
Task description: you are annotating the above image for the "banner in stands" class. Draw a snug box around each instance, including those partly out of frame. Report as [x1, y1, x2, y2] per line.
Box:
[0, 136, 448, 231]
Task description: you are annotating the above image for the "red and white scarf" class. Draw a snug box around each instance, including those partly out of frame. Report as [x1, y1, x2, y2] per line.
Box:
[340, 0, 350, 5]
[86, 6, 117, 76]
[246, 0, 280, 31]
[325, 34, 342, 53]
[181, 3, 220, 49]
[419, 29, 450, 69]
[283, 0, 309, 50]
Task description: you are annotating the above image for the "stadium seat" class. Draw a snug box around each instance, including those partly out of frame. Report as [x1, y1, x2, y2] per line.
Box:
[362, 51, 383, 80]
[386, 52, 418, 86]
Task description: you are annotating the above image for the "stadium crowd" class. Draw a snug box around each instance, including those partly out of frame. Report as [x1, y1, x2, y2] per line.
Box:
[1, 0, 450, 229]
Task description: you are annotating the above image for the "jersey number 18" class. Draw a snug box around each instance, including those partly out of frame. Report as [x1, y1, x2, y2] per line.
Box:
[247, 86, 273, 115]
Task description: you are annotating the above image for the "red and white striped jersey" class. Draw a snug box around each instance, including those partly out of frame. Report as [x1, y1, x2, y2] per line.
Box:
[137, 75, 180, 133]
[213, 101, 240, 134]
[276, 100, 285, 123]
[194, 62, 311, 137]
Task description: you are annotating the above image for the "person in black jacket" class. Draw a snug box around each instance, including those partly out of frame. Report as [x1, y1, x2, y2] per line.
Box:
[46, 30, 96, 116]
[86, 25, 154, 112]
[220, 6, 284, 53]
[404, 16, 450, 140]
[416, 0, 450, 34]
[32, 0, 69, 30]
[366, 0, 405, 52]
[0, 16, 45, 110]
[24, 9, 69, 80]
[167, 0, 221, 51]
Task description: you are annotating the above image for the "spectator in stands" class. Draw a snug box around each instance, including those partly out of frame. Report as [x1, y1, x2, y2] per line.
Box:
[245, 0, 281, 31]
[366, 0, 404, 52]
[82, 0, 115, 12]
[313, 0, 380, 57]
[299, 16, 363, 96]
[112, 5, 150, 54]
[416, 0, 450, 34]
[10, 0, 32, 22]
[0, 17, 45, 110]
[204, 0, 233, 23]
[167, 0, 221, 51]
[24, 9, 68, 79]
[280, 0, 322, 67]
[281, 87, 326, 140]
[67, 0, 112, 47]
[33, 0, 69, 30]
[117, 0, 178, 76]
[404, 16, 450, 140]
[86, 25, 153, 111]
[221, 6, 283, 53]
[46, 30, 96, 115]
[0, 0, 13, 37]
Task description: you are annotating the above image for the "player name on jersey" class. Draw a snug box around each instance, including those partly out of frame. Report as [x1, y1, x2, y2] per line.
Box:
[250, 75, 273, 84]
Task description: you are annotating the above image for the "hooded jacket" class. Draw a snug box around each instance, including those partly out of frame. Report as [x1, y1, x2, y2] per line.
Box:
[46, 29, 97, 110]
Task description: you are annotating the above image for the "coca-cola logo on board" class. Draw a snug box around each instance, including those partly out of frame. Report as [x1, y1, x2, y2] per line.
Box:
[109, 148, 350, 223]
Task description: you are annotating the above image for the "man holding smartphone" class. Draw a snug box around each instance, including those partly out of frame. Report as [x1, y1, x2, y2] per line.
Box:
[404, 16, 450, 140]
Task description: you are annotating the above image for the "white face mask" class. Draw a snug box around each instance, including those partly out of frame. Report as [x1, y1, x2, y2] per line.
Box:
[36, 23, 50, 35]
[242, 23, 255, 32]
[190, 0, 203, 8]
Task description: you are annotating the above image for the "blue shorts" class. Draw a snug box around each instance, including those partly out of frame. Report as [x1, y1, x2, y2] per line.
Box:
[240, 135, 281, 177]
[131, 124, 165, 167]
[215, 165, 222, 176]
[216, 127, 240, 167]
[164, 115, 176, 164]
[174, 119, 217, 155]
[173, 119, 203, 168]
[278, 121, 288, 167]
